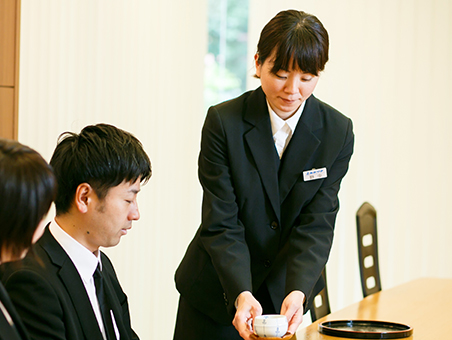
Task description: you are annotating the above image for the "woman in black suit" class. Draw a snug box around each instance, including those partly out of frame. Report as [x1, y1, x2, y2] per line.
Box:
[174, 9, 354, 340]
[0, 138, 56, 340]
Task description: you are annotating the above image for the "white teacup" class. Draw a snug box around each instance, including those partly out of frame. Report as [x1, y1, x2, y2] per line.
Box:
[254, 315, 288, 338]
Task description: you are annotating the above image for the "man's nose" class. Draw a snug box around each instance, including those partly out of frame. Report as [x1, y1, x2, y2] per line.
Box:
[129, 204, 140, 221]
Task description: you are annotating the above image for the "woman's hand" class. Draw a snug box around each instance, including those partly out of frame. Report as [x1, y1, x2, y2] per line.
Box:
[233, 291, 262, 340]
[280, 290, 305, 335]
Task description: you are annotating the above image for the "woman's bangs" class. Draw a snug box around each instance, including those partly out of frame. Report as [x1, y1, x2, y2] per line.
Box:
[272, 39, 319, 76]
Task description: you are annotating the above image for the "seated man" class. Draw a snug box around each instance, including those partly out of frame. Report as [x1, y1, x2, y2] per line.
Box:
[0, 124, 152, 340]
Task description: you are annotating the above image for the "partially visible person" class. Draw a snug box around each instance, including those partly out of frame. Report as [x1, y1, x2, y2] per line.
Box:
[0, 138, 57, 340]
[1, 124, 152, 340]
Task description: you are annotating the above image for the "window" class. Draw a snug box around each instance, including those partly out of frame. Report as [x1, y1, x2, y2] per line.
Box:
[204, 0, 249, 111]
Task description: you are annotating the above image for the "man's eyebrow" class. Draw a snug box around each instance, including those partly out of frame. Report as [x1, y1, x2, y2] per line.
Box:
[129, 189, 141, 194]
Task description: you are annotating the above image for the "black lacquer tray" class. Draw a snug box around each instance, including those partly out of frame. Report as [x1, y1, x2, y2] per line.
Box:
[318, 320, 413, 339]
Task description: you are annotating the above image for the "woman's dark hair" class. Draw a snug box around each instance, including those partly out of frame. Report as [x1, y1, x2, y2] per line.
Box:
[50, 123, 152, 215]
[256, 9, 329, 76]
[0, 139, 57, 261]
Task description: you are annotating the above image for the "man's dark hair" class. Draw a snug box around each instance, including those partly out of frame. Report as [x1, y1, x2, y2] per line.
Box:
[0, 138, 57, 260]
[50, 124, 152, 215]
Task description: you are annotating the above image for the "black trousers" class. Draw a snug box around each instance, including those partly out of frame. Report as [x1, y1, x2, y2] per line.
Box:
[173, 283, 276, 340]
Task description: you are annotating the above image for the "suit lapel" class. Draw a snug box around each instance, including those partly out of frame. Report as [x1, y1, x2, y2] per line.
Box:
[101, 265, 130, 340]
[279, 96, 322, 203]
[40, 228, 104, 340]
[244, 88, 281, 220]
[59, 266, 104, 340]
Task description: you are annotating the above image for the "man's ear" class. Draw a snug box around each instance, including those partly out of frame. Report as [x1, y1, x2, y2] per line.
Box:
[74, 183, 94, 213]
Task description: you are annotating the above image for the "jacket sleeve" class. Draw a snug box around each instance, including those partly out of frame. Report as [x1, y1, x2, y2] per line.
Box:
[197, 106, 252, 312]
[285, 118, 354, 303]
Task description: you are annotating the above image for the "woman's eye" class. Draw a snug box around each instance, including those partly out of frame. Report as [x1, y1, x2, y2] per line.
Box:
[276, 74, 287, 79]
[302, 77, 312, 82]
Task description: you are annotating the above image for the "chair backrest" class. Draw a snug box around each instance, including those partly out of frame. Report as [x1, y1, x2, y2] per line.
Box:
[356, 202, 382, 297]
[310, 268, 331, 321]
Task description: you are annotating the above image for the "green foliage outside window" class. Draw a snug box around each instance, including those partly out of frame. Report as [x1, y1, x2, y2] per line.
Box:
[204, 0, 249, 111]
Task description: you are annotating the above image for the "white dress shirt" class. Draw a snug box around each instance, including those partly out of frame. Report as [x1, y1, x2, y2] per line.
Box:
[50, 220, 119, 340]
[268, 100, 306, 158]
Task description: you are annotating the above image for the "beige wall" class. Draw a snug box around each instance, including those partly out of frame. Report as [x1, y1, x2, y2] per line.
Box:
[17, 0, 452, 338]
[18, 0, 206, 338]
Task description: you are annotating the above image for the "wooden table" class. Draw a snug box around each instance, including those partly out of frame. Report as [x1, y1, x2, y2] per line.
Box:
[294, 277, 452, 339]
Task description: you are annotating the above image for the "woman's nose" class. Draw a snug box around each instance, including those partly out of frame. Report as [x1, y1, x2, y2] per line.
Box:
[284, 77, 299, 94]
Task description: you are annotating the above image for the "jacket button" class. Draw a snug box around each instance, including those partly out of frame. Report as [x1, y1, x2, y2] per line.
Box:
[270, 221, 278, 230]
[264, 260, 271, 268]
[223, 292, 229, 305]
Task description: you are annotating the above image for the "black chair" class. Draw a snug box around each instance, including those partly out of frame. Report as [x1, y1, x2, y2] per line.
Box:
[356, 202, 382, 297]
[310, 268, 331, 321]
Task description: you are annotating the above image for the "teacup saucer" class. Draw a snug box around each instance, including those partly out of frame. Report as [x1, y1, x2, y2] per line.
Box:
[253, 333, 294, 340]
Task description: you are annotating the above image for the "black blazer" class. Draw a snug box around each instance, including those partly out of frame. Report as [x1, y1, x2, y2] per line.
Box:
[0, 227, 139, 340]
[0, 283, 30, 340]
[175, 87, 354, 325]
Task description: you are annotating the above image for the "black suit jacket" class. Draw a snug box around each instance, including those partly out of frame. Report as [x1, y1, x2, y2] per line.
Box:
[0, 227, 139, 340]
[175, 87, 354, 325]
[0, 283, 30, 340]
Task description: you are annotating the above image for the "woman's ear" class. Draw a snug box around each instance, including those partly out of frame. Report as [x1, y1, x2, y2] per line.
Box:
[254, 53, 261, 78]
[74, 183, 93, 213]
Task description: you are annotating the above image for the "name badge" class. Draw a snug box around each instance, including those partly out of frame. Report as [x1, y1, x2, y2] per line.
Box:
[303, 167, 327, 181]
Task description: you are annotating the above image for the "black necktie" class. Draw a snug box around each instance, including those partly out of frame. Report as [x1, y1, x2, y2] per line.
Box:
[94, 264, 116, 340]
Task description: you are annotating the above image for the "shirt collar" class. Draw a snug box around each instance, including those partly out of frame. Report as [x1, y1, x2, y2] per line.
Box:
[268, 100, 306, 136]
[49, 219, 101, 282]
